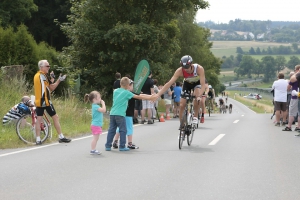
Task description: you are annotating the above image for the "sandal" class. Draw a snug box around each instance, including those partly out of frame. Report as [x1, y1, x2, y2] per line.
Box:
[282, 127, 292, 131]
[294, 127, 300, 131]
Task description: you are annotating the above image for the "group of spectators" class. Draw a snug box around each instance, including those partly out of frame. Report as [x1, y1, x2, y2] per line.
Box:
[114, 72, 183, 124]
[272, 64, 300, 136]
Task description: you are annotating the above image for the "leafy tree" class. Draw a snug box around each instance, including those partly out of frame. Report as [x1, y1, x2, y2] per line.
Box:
[238, 55, 256, 78]
[252, 60, 263, 77]
[235, 53, 243, 66]
[24, 0, 71, 50]
[292, 43, 298, 52]
[236, 47, 244, 54]
[0, 25, 62, 88]
[267, 46, 273, 54]
[261, 56, 276, 82]
[286, 56, 300, 70]
[0, 0, 37, 28]
[221, 57, 234, 68]
[256, 47, 261, 55]
[249, 47, 256, 55]
[274, 56, 286, 73]
[60, 0, 210, 95]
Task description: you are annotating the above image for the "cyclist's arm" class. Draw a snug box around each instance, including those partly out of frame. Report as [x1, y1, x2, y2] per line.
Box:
[156, 68, 180, 97]
[197, 65, 206, 98]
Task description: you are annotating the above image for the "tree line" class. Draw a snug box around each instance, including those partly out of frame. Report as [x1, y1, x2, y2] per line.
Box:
[237, 44, 300, 55]
[198, 19, 300, 43]
[0, 0, 225, 97]
[221, 53, 300, 82]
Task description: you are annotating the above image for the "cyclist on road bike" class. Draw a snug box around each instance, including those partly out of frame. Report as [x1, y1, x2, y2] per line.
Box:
[207, 85, 215, 111]
[154, 55, 206, 128]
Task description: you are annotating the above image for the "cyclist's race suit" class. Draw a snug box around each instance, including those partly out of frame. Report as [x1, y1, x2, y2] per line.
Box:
[181, 64, 201, 97]
[207, 89, 215, 108]
[33, 71, 56, 116]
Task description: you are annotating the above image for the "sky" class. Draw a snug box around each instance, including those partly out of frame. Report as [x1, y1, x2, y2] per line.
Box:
[196, 0, 299, 23]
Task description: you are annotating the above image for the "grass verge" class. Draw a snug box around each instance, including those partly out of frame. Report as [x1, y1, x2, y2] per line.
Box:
[227, 91, 274, 113]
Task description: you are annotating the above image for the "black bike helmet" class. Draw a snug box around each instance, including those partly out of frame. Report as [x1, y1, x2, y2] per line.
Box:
[180, 55, 193, 69]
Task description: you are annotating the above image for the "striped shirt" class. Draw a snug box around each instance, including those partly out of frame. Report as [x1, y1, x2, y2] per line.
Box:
[34, 71, 52, 107]
[2, 104, 23, 124]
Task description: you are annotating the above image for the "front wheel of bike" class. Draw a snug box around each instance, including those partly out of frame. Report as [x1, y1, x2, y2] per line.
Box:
[16, 114, 49, 145]
[179, 112, 187, 150]
[187, 113, 195, 145]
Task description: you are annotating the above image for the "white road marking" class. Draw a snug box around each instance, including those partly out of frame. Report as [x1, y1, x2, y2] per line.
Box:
[208, 134, 225, 145]
[0, 124, 143, 158]
[233, 120, 239, 123]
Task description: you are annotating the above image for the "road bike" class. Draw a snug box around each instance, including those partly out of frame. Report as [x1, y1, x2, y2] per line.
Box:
[16, 105, 52, 145]
[206, 97, 213, 117]
[179, 92, 197, 149]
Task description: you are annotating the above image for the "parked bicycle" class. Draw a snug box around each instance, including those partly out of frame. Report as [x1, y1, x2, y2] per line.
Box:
[16, 103, 52, 145]
[179, 92, 198, 149]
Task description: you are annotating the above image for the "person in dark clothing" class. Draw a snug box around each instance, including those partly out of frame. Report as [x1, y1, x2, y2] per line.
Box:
[113, 72, 121, 89]
[140, 71, 154, 124]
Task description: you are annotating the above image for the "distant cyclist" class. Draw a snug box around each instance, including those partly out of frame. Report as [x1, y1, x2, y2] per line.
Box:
[219, 97, 225, 113]
[154, 55, 206, 128]
[207, 85, 215, 111]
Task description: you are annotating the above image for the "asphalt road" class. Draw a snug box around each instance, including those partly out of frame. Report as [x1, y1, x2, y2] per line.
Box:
[1, 98, 300, 200]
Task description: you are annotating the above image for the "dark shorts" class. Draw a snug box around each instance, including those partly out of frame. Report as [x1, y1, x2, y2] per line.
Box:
[181, 81, 201, 98]
[134, 100, 142, 110]
[35, 105, 56, 117]
[274, 101, 287, 112]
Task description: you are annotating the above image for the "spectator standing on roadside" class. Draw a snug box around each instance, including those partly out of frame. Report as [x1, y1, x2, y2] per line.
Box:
[288, 65, 300, 136]
[170, 82, 175, 114]
[113, 76, 139, 149]
[84, 91, 106, 155]
[34, 60, 71, 145]
[113, 72, 121, 89]
[163, 84, 172, 118]
[286, 72, 293, 119]
[272, 72, 288, 126]
[283, 67, 300, 131]
[105, 77, 155, 151]
[152, 79, 160, 119]
[173, 82, 182, 118]
[140, 71, 154, 124]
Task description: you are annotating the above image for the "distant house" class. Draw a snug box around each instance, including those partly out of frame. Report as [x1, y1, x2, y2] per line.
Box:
[257, 33, 265, 39]
[248, 32, 255, 39]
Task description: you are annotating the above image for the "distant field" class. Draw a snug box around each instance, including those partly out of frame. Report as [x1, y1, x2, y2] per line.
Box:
[210, 41, 300, 59]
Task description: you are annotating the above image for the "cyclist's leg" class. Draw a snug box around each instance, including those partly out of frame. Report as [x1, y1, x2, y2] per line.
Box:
[179, 98, 186, 126]
[193, 86, 201, 119]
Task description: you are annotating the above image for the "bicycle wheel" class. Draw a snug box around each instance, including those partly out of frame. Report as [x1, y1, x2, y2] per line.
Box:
[16, 114, 49, 145]
[187, 115, 195, 146]
[179, 111, 187, 149]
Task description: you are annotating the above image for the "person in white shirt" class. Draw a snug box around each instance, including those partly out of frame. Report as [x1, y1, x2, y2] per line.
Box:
[272, 72, 289, 126]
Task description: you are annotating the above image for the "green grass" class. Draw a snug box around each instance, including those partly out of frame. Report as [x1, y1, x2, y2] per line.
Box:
[0, 75, 108, 149]
[211, 41, 300, 59]
[226, 90, 274, 113]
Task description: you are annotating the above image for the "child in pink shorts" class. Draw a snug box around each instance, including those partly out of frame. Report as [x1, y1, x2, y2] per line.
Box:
[84, 91, 106, 155]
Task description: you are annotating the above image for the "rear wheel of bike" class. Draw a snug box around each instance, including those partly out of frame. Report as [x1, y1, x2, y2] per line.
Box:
[16, 114, 49, 145]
